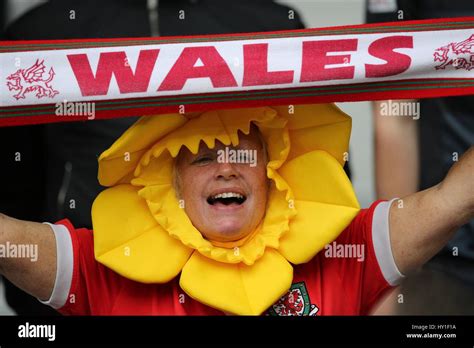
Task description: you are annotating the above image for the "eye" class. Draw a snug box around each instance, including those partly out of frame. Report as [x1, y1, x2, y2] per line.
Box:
[192, 154, 214, 165]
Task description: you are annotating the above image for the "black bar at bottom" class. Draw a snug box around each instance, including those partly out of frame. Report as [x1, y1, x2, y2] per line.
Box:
[0, 315, 473, 345]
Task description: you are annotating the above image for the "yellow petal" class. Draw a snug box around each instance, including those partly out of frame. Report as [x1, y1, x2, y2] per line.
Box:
[279, 150, 359, 207]
[98, 113, 187, 186]
[279, 200, 359, 264]
[180, 249, 293, 315]
[277, 150, 360, 263]
[92, 184, 192, 283]
[273, 103, 351, 165]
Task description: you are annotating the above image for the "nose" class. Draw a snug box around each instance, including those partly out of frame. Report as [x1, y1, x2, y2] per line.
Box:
[215, 161, 239, 180]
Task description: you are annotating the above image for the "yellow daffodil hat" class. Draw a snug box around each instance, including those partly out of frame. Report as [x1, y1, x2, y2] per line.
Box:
[92, 103, 360, 315]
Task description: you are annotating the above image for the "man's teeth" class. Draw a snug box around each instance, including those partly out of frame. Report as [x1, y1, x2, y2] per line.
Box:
[212, 192, 244, 199]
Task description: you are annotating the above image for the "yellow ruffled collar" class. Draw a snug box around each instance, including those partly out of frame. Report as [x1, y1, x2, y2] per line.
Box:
[92, 104, 360, 315]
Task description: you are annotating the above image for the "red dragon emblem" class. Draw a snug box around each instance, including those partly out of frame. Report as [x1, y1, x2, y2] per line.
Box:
[266, 282, 319, 316]
[273, 289, 305, 316]
[6, 59, 59, 100]
[434, 34, 474, 71]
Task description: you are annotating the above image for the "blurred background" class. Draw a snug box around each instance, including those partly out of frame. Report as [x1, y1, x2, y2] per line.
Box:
[0, 0, 472, 316]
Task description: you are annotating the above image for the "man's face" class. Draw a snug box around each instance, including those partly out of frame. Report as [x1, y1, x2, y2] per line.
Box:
[175, 127, 268, 242]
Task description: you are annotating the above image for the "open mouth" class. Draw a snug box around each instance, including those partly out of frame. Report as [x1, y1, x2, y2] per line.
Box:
[207, 192, 247, 206]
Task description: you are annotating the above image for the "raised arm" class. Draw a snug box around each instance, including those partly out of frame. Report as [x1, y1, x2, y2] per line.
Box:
[389, 147, 474, 274]
[372, 100, 419, 200]
[0, 214, 56, 301]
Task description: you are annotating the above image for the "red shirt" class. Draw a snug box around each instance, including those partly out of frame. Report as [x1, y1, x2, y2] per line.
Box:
[49, 200, 400, 316]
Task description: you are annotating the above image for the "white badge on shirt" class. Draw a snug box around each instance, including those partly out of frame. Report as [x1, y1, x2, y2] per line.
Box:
[368, 0, 397, 13]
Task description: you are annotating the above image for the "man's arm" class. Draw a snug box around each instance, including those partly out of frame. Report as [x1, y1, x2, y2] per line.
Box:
[373, 100, 419, 200]
[389, 147, 474, 274]
[0, 214, 56, 301]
